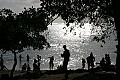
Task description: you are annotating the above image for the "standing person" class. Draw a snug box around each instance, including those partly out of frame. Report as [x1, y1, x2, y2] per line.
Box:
[107, 54, 111, 66]
[48, 56, 54, 70]
[37, 55, 41, 63]
[61, 45, 70, 79]
[37, 55, 41, 72]
[89, 52, 95, 69]
[105, 54, 111, 66]
[82, 58, 86, 69]
[100, 57, 106, 70]
[105, 54, 111, 69]
[27, 64, 31, 72]
[86, 52, 95, 70]
[86, 56, 90, 70]
[33, 59, 39, 74]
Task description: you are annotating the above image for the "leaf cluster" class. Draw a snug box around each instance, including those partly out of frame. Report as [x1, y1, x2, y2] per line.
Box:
[0, 7, 50, 53]
[40, 0, 116, 43]
[40, 0, 113, 26]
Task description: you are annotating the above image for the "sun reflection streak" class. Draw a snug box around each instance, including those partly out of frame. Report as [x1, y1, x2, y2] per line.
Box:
[61, 23, 92, 40]
[45, 23, 117, 70]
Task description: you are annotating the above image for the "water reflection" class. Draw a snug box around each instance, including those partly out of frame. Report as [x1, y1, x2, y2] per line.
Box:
[1, 23, 117, 70]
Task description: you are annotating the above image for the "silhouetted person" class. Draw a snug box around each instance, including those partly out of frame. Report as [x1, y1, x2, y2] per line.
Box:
[33, 59, 40, 74]
[61, 45, 70, 79]
[105, 54, 111, 69]
[82, 58, 86, 69]
[86, 52, 95, 70]
[27, 64, 31, 72]
[27, 54, 30, 65]
[90, 52, 95, 68]
[37, 55, 41, 70]
[100, 57, 106, 70]
[22, 63, 27, 72]
[37, 55, 41, 62]
[107, 54, 111, 65]
[48, 56, 54, 70]
[86, 56, 91, 70]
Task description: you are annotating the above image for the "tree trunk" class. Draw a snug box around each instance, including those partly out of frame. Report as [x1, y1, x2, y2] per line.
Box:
[112, 0, 120, 79]
[10, 51, 17, 77]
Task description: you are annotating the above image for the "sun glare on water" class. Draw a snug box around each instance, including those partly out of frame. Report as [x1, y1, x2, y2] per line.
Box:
[62, 23, 92, 40]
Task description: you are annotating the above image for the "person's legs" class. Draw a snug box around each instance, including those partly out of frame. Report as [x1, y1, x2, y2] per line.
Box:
[63, 61, 68, 79]
[49, 63, 51, 70]
[83, 63, 85, 69]
[88, 63, 90, 70]
[82, 63, 85, 69]
[51, 63, 54, 70]
[91, 62, 94, 68]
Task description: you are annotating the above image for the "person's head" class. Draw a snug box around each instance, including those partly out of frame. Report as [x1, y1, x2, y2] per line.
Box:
[24, 63, 26, 65]
[37, 55, 39, 58]
[105, 54, 107, 57]
[90, 52, 93, 56]
[34, 59, 37, 63]
[102, 57, 105, 60]
[63, 45, 66, 49]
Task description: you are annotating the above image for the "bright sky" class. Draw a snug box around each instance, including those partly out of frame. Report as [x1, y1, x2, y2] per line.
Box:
[0, 0, 40, 13]
[0, 0, 64, 23]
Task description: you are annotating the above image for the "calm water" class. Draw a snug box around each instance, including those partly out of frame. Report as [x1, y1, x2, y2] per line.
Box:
[1, 23, 117, 70]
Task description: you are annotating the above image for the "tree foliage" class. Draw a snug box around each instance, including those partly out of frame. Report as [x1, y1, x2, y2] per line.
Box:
[0, 0, 118, 77]
[0, 7, 51, 77]
[40, 0, 119, 76]
[40, 0, 116, 43]
[40, 0, 113, 24]
[0, 7, 50, 53]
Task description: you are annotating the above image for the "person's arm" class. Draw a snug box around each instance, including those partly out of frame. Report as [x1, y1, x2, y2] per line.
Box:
[61, 51, 65, 57]
[94, 57, 95, 61]
[48, 57, 51, 58]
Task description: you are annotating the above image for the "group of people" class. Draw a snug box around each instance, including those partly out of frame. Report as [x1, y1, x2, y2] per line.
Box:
[100, 54, 111, 69]
[86, 52, 95, 70]
[33, 56, 41, 74]
[81, 53, 111, 70]
[21, 54, 54, 73]
[20, 45, 70, 75]
[0, 45, 112, 79]
[21, 63, 30, 72]
[48, 56, 54, 70]
[21, 54, 42, 74]
[21, 54, 31, 72]
[82, 52, 95, 70]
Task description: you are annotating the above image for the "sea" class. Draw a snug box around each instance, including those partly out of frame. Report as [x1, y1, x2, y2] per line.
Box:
[0, 23, 117, 70]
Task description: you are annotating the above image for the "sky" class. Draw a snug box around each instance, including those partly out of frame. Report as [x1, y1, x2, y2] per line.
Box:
[0, 0, 64, 23]
[0, 0, 40, 13]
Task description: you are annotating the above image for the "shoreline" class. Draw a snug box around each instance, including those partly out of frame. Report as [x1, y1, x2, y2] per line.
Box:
[0, 67, 116, 80]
